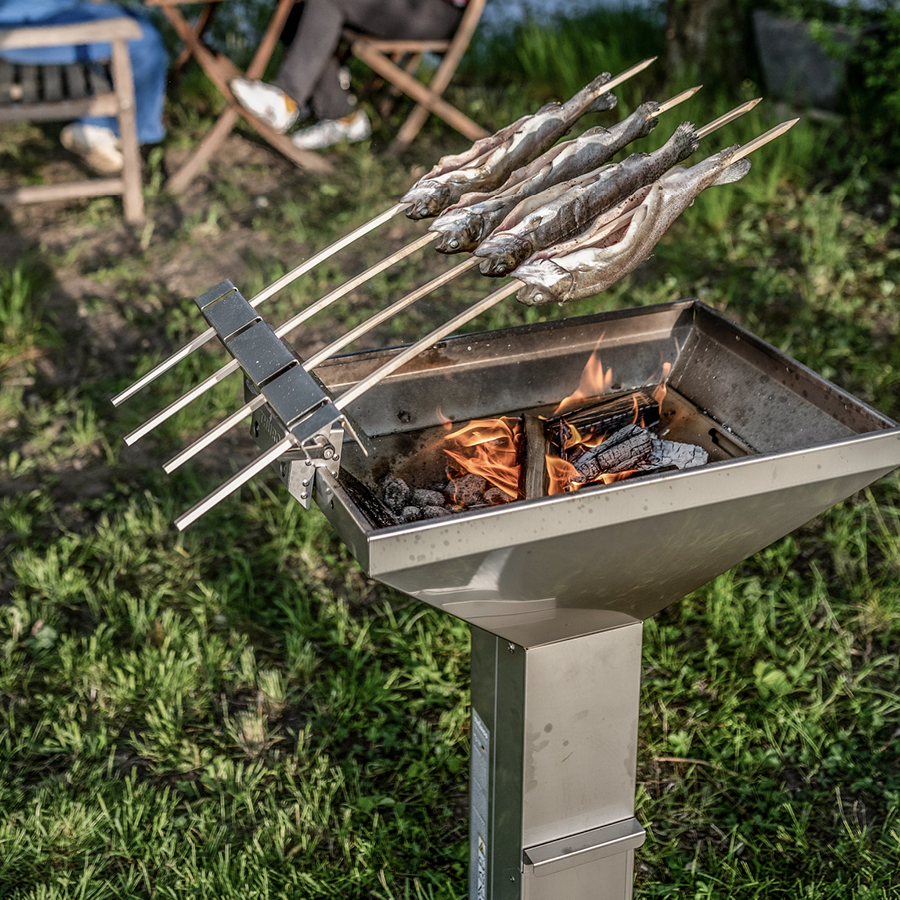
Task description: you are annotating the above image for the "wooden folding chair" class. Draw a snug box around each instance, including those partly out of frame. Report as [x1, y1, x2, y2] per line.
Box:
[0, 18, 144, 223]
[342, 0, 489, 154]
[146, 0, 333, 194]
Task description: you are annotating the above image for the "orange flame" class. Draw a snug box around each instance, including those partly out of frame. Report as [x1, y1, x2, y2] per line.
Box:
[652, 362, 671, 409]
[553, 336, 613, 417]
[444, 416, 521, 499]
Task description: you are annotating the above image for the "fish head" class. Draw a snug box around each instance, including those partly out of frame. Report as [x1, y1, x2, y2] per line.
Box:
[634, 102, 660, 137]
[476, 234, 533, 276]
[513, 259, 574, 306]
[404, 183, 454, 220]
[431, 213, 485, 254]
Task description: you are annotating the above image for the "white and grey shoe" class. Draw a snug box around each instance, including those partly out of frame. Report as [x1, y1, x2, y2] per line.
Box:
[229, 78, 300, 134]
[60, 123, 124, 174]
[290, 109, 372, 151]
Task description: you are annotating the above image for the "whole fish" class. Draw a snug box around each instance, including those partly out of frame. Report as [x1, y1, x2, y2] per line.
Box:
[428, 100, 665, 254]
[400, 72, 619, 220]
[475, 122, 700, 276]
[513, 146, 752, 306]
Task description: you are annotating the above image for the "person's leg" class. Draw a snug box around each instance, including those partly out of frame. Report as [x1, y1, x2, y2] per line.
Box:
[272, 0, 347, 117]
[341, 0, 463, 42]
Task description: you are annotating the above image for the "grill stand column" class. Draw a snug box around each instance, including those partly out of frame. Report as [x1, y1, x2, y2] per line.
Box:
[469, 621, 645, 900]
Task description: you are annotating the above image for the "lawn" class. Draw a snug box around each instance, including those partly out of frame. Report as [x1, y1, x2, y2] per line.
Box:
[1, 4, 899, 898]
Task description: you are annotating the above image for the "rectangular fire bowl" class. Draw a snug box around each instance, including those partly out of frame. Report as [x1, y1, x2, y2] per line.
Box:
[251, 299, 900, 647]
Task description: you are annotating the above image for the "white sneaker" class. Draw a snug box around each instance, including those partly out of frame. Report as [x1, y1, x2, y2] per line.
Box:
[230, 78, 300, 134]
[291, 109, 371, 151]
[60, 123, 124, 174]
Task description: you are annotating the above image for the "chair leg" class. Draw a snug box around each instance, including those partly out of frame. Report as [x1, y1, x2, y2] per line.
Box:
[111, 36, 144, 223]
[167, 105, 239, 194]
[171, 2, 218, 82]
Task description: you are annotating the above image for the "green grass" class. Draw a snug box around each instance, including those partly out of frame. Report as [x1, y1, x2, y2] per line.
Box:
[1, 3, 900, 897]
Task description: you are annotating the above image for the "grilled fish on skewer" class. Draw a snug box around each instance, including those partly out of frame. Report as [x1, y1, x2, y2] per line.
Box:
[429, 87, 702, 255]
[512, 120, 799, 306]
[401, 72, 619, 219]
[475, 122, 700, 276]
[401, 59, 657, 220]
[473, 97, 760, 277]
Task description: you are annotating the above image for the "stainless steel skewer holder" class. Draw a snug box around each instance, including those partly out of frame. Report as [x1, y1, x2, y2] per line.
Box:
[197, 279, 369, 508]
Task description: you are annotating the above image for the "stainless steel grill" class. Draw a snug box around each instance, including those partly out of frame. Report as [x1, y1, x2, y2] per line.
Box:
[116, 76, 899, 897]
[128, 292, 899, 899]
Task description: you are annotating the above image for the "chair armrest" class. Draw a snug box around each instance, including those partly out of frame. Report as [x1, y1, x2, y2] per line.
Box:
[0, 17, 143, 50]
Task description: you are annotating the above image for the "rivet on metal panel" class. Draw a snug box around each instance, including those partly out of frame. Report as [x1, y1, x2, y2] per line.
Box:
[508, 643, 516, 653]
[300, 492, 308, 500]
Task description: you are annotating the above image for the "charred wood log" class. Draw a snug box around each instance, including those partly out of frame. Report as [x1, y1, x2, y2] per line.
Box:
[546, 389, 660, 459]
[570, 424, 708, 485]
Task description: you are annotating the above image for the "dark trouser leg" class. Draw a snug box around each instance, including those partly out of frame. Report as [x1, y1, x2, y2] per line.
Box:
[272, 0, 347, 117]
[275, 0, 464, 121]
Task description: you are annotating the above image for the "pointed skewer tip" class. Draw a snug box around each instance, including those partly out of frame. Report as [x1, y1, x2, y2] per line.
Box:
[730, 118, 800, 163]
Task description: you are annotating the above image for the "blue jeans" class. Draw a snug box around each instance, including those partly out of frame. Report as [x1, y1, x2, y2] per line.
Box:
[0, 1, 167, 144]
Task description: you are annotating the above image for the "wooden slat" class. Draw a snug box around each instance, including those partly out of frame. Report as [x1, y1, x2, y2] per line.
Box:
[0, 95, 119, 122]
[0, 18, 141, 49]
[0, 61, 14, 105]
[42, 64, 63, 102]
[86, 62, 112, 97]
[357, 38, 450, 53]
[64, 63, 88, 99]
[19, 65, 38, 103]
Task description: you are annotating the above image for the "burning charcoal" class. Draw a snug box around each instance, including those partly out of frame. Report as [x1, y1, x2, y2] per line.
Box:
[400, 505, 423, 522]
[382, 476, 412, 513]
[446, 473, 488, 508]
[483, 486, 513, 506]
[422, 505, 452, 519]
[411, 488, 447, 509]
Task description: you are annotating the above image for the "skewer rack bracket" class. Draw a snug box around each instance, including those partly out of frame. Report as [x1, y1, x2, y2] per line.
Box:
[199, 281, 349, 509]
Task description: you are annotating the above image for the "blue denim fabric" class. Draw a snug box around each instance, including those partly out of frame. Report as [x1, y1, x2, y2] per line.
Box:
[0, 1, 167, 144]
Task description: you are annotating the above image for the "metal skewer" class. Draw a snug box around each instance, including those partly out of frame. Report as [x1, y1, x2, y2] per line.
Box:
[163, 255, 481, 473]
[174, 435, 295, 531]
[336, 280, 521, 410]
[112, 202, 408, 407]
[158, 106, 775, 468]
[167, 120, 799, 528]
[173, 279, 521, 528]
[124, 232, 437, 446]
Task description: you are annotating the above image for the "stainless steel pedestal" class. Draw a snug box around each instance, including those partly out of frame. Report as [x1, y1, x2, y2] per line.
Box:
[470, 621, 646, 900]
